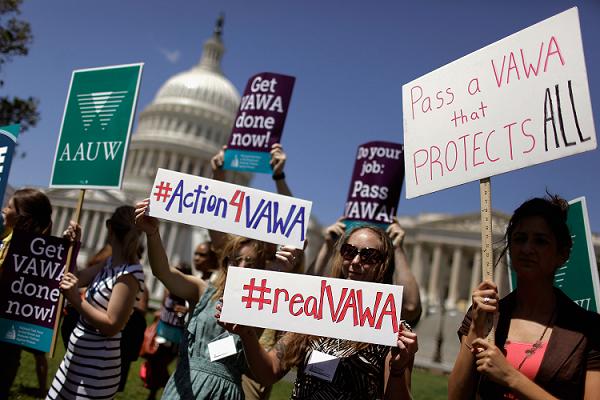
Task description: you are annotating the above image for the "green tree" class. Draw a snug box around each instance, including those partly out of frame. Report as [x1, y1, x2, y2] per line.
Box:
[0, 0, 39, 132]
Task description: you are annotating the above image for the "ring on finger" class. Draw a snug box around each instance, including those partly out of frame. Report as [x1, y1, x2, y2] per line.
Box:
[483, 296, 490, 304]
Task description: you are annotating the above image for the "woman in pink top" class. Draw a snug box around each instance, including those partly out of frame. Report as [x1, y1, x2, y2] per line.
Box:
[448, 195, 600, 399]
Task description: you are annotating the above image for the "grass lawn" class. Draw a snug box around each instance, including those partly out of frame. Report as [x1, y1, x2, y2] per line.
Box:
[10, 333, 448, 399]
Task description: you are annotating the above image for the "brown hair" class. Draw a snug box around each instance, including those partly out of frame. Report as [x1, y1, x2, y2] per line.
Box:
[12, 188, 53, 234]
[210, 235, 270, 301]
[107, 206, 141, 264]
[281, 225, 395, 370]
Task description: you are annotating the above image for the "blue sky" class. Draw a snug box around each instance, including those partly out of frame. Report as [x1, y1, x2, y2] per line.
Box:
[3, 0, 600, 231]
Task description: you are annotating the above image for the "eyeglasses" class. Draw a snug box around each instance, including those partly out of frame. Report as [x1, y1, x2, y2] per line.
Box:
[340, 243, 384, 264]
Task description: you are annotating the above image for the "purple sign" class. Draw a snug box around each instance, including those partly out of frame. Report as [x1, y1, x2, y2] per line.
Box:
[0, 230, 72, 352]
[344, 141, 405, 225]
[224, 72, 295, 173]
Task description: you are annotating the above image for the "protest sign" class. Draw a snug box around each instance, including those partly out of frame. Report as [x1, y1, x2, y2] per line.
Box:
[0, 124, 19, 208]
[50, 63, 143, 189]
[508, 197, 600, 312]
[344, 141, 404, 227]
[224, 72, 295, 173]
[403, 8, 596, 198]
[148, 168, 311, 248]
[220, 267, 404, 346]
[0, 231, 71, 352]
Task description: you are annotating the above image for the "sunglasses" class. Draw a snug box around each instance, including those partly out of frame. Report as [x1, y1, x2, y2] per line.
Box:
[340, 243, 384, 264]
[228, 255, 257, 268]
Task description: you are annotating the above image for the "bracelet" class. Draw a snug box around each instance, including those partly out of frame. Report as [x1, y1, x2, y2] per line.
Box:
[272, 172, 285, 181]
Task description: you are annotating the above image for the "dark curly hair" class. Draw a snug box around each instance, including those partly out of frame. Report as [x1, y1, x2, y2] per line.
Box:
[499, 194, 572, 265]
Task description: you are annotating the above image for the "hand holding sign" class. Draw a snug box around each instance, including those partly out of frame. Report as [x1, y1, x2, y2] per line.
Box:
[224, 72, 295, 174]
[134, 199, 160, 236]
[390, 328, 419, 375]
[344, 141, 405, 226]
[59, 272, 80, 306]
[211, 145, 227, 181]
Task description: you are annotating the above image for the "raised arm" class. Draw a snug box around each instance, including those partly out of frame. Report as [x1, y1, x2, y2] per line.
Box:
[62, 221, 104, 286]
[135, 199, 206, 304]
[208, 146, 231, 249]
[387, 219, 422, 325]
[270, 143, 292, 197]
[306, 218, 345, 276]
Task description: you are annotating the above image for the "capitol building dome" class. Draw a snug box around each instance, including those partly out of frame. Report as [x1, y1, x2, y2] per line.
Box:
[46, 17, 252, 302]
[123, 17, 250, 196]
[153, 64, 239, 116]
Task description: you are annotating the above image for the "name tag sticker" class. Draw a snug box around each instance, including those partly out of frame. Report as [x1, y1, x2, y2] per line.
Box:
[208, 335, 237, 362]
[304, 350, 340, 382]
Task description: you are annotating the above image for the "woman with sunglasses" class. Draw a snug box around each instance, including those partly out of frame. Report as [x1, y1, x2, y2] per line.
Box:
[135, 199, 298, 400]
[309, 217, 422, 327]
[217, 225, 419, 399]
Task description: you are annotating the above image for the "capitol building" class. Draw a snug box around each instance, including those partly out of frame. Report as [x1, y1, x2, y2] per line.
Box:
[40, 19, 600, 371]
[45, 19, 298, 301]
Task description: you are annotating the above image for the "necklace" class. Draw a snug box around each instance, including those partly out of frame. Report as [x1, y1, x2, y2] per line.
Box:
[514, 310, 556, 370]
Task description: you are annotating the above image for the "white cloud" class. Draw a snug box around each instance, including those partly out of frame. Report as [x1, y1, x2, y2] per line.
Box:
[159, 47, 181, 64]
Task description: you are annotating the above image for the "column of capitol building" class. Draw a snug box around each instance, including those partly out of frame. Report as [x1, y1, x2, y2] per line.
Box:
[44, 18, 323, 305]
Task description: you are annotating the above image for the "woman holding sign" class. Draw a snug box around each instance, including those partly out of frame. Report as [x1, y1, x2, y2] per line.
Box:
[135, 199, 298, 400]
[448, 196, 600, 399]
[217, 225, 418, 399]
[47, 206, 145, 400]
[0, 189, 53, 399]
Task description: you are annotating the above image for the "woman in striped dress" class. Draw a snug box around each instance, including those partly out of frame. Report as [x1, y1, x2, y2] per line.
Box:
[47, 206, 145, 400]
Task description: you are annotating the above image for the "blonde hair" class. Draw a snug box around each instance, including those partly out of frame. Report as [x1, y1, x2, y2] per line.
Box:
[210, 235, 270, 301]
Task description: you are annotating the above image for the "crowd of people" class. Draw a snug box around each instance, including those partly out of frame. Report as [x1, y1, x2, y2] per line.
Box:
[0, 144, 599, 400]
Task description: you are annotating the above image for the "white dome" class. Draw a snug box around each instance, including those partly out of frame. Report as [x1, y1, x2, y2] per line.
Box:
[154, 66, 240, 115]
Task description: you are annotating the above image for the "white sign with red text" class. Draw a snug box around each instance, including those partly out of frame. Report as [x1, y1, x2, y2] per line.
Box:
[403, 7, 596, 198]
[148, 168, 311, 247]
[220, 267, 404, 347]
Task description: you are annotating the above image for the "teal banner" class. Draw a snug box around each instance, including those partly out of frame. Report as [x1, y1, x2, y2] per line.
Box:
[0, 124, 19, 205]
[0, 318, 54, 352]
[223, 149, 272, 174]
[50, 63, 143, 189]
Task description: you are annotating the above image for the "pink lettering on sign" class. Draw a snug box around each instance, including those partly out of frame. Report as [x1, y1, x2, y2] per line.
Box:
[491, 36, 565, 88]
[411, 117, 537, 186]
[240, 278, 400, 333]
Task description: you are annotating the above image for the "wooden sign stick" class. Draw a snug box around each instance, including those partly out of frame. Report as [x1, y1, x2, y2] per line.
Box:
[50, 189, 86, 357]
[479, 178, 496, 342]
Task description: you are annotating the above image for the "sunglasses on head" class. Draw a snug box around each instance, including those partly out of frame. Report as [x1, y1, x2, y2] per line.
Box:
[340, 243, 384, 264]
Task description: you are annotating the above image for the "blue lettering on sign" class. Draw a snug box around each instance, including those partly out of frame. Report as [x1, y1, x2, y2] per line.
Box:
[162, 179, 306, 241]
[245, 196, 306, 240]
[165, 179, 228, 218]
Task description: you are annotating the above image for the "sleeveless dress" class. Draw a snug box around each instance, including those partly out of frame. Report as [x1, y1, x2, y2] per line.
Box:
[292, 337, 390, 399]
[161, 285, 247, 400]
[47, 260, 144, 400]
